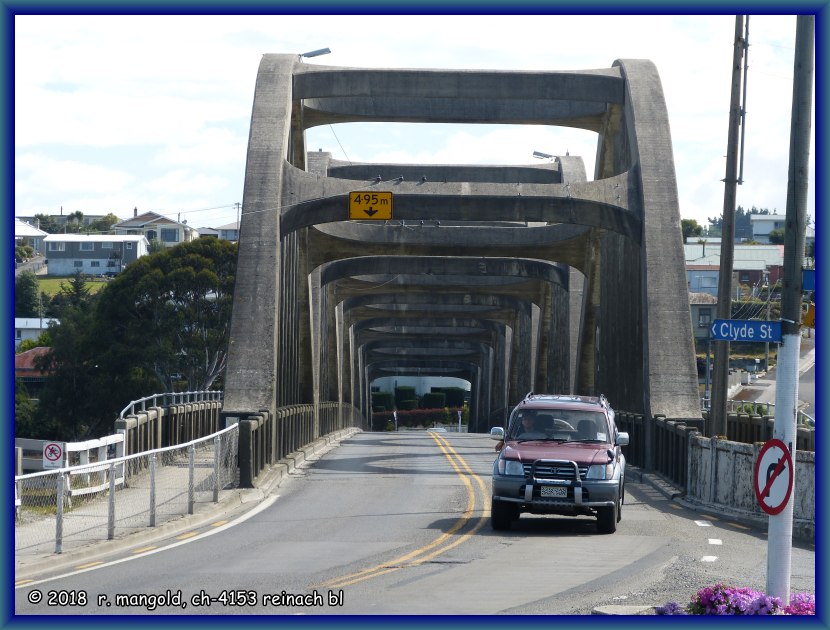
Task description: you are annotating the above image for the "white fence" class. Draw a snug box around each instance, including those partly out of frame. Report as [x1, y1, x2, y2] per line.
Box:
[15, 434, 125, 474]
[15, 424, 238, 555]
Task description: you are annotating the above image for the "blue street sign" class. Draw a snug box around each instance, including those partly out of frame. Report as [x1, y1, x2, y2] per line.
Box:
[802, 268, 815, 292]
[710, 319, 782, 343]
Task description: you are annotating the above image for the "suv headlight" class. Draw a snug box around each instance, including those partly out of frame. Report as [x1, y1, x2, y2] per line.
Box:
[586, 464, 613, 480]
[497, 458, 525, 476]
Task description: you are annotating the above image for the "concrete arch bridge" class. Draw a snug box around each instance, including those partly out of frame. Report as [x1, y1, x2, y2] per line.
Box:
[220, 54, 703, 471]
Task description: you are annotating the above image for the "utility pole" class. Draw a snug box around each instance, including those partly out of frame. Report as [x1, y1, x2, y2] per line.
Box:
[710, 15, 748, 438]
[767, 14, 813, 605]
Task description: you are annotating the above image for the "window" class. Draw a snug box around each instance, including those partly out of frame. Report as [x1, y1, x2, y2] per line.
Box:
[16, 329, 22, 339]
[90, 260, 100, 267]
[739, 272, 750, 283]
[48, 242, 65, 252]
[107, 260, 117, 267]
[74, 261, 83, 268]
[160, 228, 179, 243]
[102, 241, 113, 249]
[700, 277, 717, 289]
[80, 242, 94, 251]
[698, 308, 712, 328]
[125, 242, 133, 250]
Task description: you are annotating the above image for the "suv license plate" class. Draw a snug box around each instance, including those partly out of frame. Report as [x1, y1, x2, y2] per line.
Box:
[540, 486, 567, 498]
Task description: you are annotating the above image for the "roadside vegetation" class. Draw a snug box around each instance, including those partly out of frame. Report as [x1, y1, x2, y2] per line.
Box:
[15, 238, 237, 442]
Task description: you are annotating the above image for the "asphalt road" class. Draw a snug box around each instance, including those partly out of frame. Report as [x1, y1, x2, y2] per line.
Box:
[15, 431, 815, 617]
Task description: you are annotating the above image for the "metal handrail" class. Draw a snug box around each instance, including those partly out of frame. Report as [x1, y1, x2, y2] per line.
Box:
[118, 390, 223, 420]
[700, 397, 814, 426]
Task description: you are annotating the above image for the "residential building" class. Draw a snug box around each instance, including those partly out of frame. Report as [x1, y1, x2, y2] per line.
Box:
[14, 219, 48, 255]
[15, 346, 51, 398]
[197, 227, 219, 239]
[689, 293, 717, 342]
[14, 318, 58, 350]
[217, 221, 240, 242]
[43, 234, 148, 276]
[16, 212, 109, 231]
[112, 209, 196, 247]
[197, 222, 239, 241]
[750, 213, 785, 243]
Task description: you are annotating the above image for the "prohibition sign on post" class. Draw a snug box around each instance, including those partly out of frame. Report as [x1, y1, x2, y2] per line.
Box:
[43, 442, 64, 469]
[753, 439, 793, 516]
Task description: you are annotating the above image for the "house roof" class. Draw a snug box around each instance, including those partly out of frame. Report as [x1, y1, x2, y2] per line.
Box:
[216, 221, 239, 231]
[15, 347, 51, 377]
[15, 318, 59, 329]
[43, 234, 148, 244]
[113, 211, 190, 230]
[14, 219, 48, 238]
[689, 292, 717, 305]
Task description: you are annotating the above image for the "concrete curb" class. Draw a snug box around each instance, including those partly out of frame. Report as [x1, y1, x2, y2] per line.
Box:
[592, 605, 656, 615]
[15, 427, 362, 581]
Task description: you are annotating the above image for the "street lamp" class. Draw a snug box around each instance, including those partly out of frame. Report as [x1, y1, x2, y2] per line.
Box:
[300, 47, 331, 59]
[532, 150, 554, 160]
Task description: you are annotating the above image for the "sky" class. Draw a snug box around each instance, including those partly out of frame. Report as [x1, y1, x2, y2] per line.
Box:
[13, 13, 818, 232]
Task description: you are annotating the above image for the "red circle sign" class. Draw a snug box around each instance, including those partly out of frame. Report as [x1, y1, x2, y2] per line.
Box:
[753, 439, 794, 515]
[44, 442, 63, 462]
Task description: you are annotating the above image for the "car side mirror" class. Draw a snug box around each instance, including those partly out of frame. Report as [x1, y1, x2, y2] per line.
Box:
[490, 427, 505, 441]
[616, 432, 629, 446]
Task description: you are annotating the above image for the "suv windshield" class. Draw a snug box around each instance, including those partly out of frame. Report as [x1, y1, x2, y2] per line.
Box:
[506, 409, 609, 443]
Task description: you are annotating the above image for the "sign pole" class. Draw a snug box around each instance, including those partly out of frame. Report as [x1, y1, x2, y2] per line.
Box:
[766, 15, 813, 604]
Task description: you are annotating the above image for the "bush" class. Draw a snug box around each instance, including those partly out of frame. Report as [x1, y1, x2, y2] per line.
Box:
[398, 399, 417, 411]
[395, 386, 417, 409]
[431, 387, 466, 407]
[421, 392, 446, 409]
[372, 391, 394, 412]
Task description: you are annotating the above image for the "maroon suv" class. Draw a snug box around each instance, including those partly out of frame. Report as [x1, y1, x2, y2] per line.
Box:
[490, 393, 629, 533]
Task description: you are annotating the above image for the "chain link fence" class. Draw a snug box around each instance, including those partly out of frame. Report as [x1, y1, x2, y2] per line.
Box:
[15, 424, 238, 556]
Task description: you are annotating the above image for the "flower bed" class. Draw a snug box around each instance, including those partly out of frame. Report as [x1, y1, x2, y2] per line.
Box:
[657, 583, 815, 615]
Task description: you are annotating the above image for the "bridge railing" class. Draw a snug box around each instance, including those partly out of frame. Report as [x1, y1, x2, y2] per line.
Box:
[15, 424, 238, 556]
[236, 402, 367, 487]
[115, 390, 224, 456]
[616, 410, 815, 490]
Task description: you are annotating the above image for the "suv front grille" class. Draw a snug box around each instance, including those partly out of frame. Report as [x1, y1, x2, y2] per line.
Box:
[523, 463, 588, 480]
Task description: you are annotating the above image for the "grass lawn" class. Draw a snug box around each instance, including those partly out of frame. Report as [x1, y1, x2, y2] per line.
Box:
[38, 276, 110, 297]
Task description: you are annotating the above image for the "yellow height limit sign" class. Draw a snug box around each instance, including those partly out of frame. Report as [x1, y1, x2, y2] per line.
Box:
[349, 191, 393, 220]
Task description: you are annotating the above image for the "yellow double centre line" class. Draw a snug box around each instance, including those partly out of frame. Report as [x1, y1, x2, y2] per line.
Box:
[319, 432, 490, 589]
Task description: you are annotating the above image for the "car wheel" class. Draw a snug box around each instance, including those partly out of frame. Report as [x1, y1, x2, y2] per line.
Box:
[597, 501, 617, 534]
[491, 499, 514, 531]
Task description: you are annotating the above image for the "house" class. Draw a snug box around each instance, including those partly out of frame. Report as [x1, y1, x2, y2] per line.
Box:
[197, 227, 219, 239]
[197, 222, 239, 241]
[43, 234, 148, 276]
[16, 212, 109, 231]
[112, 209, 196, 247]
[15, 347, 52, 398]
[14, 219, 49, 255]
[684, 243, 784, 296]
[689, 293, 717, 342]
[14, 318, 58, 350]
[750, 213, 785, 243]
[216, 221, 239, 242]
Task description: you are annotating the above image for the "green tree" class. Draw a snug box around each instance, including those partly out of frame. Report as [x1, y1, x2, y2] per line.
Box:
[15, 379, 45, 438]
[16, 331, 53, 353]
[87, 212, 121, 234]
[14, 271, 41, 317]
[681, 219, 703, 241]
[34, 304, 112, 440]
[768, 228, 785, 244]
[65, 210, 85, 233]
[95, 238, 237, 392]
[32, 213, 61, 233]
[147, 238, 166, 254]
